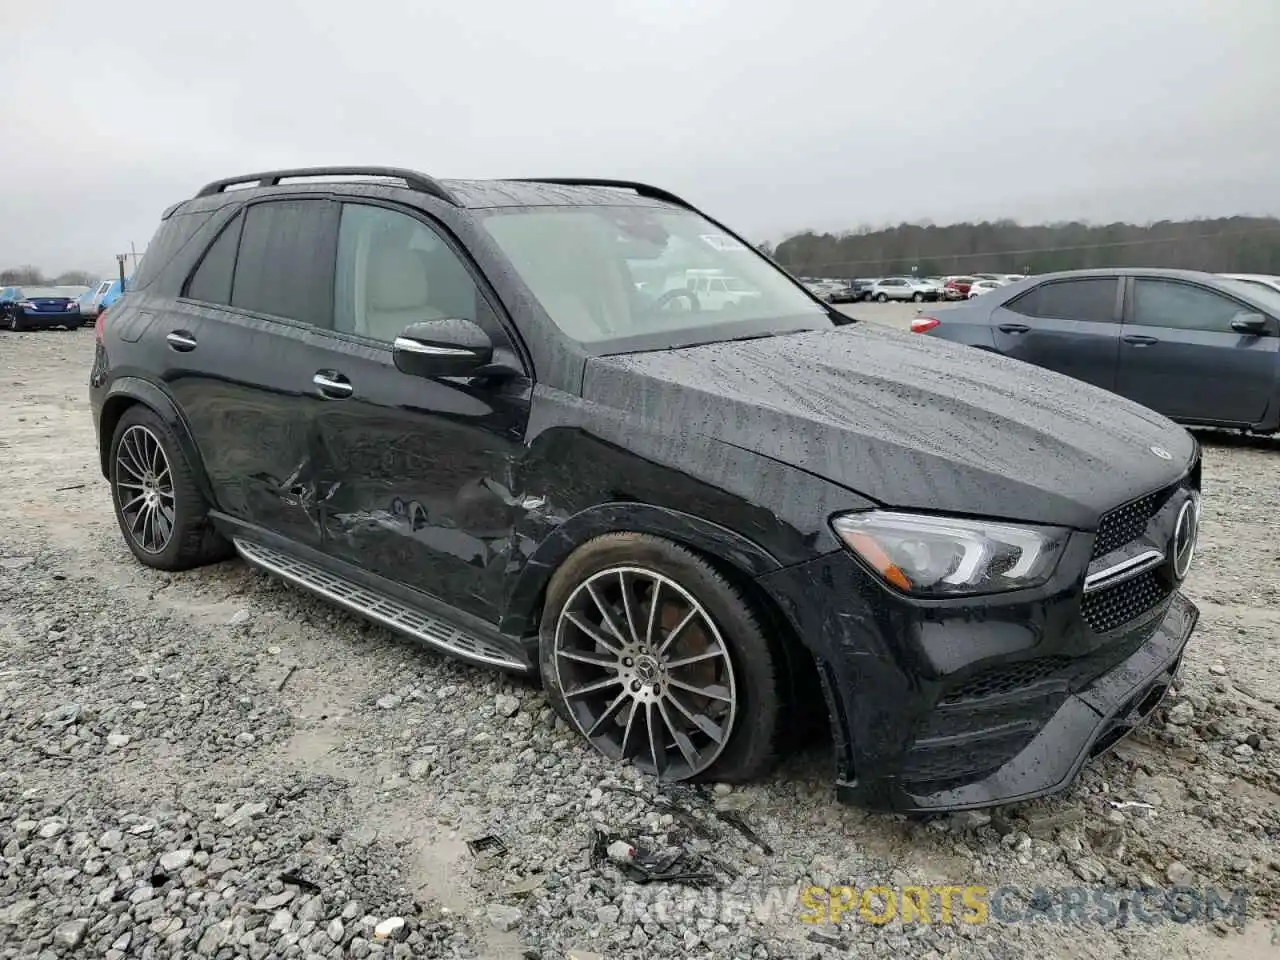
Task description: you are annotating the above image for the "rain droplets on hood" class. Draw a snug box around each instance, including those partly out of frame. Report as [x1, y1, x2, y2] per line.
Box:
[583, 324, 1195, 527]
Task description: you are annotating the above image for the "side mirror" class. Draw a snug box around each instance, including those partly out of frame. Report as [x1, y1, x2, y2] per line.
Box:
[1230, 312, 1268, 335]
[393, 318, 493, 378]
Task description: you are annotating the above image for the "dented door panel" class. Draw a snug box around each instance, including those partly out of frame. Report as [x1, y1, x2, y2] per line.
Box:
[308, 332, 532, 623]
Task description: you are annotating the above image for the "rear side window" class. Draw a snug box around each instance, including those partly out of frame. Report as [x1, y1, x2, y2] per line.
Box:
[1009, 278, 1117, 322]
[1130, 280, 1248, 333]
[231, 200, 334, 327]
[129, 208, 217, 291]
[185, 213, 244, 305]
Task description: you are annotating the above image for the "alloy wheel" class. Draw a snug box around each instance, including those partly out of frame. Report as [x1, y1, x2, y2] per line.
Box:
[553, 566, 738, 780]
[114, 424, 176, 554]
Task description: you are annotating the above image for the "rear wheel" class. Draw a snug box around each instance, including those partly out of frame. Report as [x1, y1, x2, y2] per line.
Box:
[912, 292, 924, 302]
[875, 293, 888, 302]
[109, 405, 232, 570]
[540, 534, 781, 784]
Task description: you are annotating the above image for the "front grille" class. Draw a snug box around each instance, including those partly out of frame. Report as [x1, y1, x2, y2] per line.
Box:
[1081, 569, 1173, 633]
[1093, 492, 1160, 557]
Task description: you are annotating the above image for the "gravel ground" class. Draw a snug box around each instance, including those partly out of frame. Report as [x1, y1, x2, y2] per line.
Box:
[1, 323, 1278, 959]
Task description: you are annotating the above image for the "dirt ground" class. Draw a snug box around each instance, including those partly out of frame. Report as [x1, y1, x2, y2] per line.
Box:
[1, 321, 1277, 959]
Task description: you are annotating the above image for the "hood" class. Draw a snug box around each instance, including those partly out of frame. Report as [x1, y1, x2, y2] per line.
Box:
[582, 324, 1196, 529]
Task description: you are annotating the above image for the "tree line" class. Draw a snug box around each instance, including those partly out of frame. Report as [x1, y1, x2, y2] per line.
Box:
[1, 266, 100, 287]
[767, 216, 1280, 279]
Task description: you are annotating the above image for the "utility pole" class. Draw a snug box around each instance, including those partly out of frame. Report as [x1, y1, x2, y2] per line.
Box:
[116, 253, 128, 292]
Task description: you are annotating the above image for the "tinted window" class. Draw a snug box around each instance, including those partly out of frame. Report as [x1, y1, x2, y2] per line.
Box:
[1131, 280, 1251, 333]
[130, 208, 217, 292]
[231, 200, 333, 327]
[334, 203, 482, 344]
[185, 213, 243, 305]
[1010, 278, 1117, 322]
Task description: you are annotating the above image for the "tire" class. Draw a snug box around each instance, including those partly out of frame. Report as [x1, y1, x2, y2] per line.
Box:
[875, 293, 888, 303]
[912, 292, 924, 302]
[6, 314, 21, 332]
[109, 405, 232, 571]
[539, 533, 781, 785]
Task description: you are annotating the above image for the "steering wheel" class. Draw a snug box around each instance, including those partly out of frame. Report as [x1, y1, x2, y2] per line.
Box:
[653, 288, 700, 312]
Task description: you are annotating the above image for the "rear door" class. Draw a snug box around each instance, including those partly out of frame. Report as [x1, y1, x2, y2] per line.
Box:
[167, 197, 340, 548]
[1115, 277, 1279, 425]
[990, 276, 1123, 390]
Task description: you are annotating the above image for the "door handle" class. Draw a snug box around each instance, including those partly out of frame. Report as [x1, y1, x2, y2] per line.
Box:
[312, 371, 353, 399]
[166, 330, 197, 352]
[997, 323, 1030, 334]
[1122, 334, 1158, 346]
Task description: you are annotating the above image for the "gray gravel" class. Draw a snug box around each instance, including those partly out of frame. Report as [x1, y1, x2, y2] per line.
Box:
[1, 325, 1278, 959]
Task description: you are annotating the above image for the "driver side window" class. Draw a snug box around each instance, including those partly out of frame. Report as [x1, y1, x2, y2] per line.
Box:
[334, 204, 487, 345]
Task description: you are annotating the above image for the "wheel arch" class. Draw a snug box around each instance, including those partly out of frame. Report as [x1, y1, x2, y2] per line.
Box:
[501, 503, 783, 640]
[98, 378, 216, 505]
[503, 504, 826, 742]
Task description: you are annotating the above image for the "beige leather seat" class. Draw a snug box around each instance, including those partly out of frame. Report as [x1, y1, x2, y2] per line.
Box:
[362, 241, 444, 342]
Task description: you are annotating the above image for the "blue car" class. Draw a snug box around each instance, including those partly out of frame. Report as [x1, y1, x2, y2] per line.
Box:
[97, 277, 130, 314]
[1, 285, 82, 331]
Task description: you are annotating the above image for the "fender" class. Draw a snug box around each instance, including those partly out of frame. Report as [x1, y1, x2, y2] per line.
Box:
[97, 376, 217, 506]
[499, 501, 785, 638]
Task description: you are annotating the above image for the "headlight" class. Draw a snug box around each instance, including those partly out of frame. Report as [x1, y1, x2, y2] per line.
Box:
[831, 510, 1068, 597]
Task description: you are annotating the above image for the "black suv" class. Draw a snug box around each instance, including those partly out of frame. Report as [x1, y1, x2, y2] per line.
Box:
[90, 167, 1201, 812]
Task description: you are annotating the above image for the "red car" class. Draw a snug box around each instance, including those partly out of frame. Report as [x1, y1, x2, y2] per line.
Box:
[942, 276, 976, 300]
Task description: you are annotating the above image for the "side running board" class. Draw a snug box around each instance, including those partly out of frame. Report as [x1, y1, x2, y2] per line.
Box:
[233, 538, 527, 672]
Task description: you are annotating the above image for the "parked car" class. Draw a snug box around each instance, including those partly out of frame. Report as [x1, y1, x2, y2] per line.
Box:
[820, 279, 866, 304]
[0, 285, 82, 330]
[97, 277, 129, 314]
[1218, 273, 1280, 297]
[868, 277, 940, 302]
[78, 279, 115, 323]
[968, 279, 1005, 298]
[915, 267, 1280, 433]
[854, 278, 879, 301]
[91, 166, 1200, 813]
[942, 276, 976, 300]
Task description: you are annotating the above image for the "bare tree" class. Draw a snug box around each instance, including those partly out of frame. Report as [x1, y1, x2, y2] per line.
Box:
[0, 266, 46, 285]
[54, 270, 99, 287]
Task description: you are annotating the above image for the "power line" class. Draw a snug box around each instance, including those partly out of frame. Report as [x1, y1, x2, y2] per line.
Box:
[780, 225, 1280, 272]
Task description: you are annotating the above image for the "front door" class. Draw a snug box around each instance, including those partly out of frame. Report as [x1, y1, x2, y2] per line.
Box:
[990, 276, 1123, 391]
[1114, 277, 1279, 425]
[165, 197, 339, 548]
[310, 200, 533, 623]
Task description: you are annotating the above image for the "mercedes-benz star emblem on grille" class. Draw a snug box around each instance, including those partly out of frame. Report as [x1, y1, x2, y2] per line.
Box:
[1149, 445, 1173, 460]
[1171, 496, 1199, 581]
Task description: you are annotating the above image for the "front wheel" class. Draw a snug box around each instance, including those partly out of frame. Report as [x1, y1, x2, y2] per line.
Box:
[912, 292, 924, 302]
[6, 314, 20, 332]
[539, 534, 781, 784]
[875, 293, 888, 302]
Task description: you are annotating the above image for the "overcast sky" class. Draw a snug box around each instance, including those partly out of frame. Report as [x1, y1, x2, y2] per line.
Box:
[4, 0, 1278, 274]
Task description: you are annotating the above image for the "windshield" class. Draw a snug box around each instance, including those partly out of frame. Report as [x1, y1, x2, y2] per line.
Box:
[22, 287, 65, 298]
[1221, 278, 1280, 314]
[481, 205, 831, 353]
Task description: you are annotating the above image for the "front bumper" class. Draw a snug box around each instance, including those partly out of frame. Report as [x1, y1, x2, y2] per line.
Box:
[838, 592, 1195, 811]
[757, 536, 1199, 813]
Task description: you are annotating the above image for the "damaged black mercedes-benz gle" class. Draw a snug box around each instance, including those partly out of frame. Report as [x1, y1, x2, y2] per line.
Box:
[89, 167, 1200, 811]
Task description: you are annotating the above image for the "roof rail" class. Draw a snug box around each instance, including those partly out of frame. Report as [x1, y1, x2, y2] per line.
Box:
[510, 178, 694, 210]
[194, 166, 459, 205]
